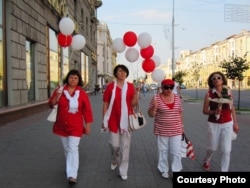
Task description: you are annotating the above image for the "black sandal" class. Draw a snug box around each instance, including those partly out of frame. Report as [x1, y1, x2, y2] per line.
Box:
[68, 177, 77, 185]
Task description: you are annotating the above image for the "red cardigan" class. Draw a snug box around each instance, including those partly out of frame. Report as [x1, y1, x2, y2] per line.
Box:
[48, 85, 93, 137]
[103, 82, 135, 133]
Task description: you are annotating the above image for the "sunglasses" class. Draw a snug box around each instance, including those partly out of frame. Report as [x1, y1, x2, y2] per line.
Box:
[162, 85, 174, 90]
[211, 76, 222, 81]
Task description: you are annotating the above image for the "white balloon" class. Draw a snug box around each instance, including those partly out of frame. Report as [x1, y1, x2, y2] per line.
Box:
[125, 48, 139, 62]
[151, 69, 165, 83]
[152, 55, 161, 67]
[59, 17, 75, 35]
[71, 34, 86, 50]
[112, 38, 126, 53]
[138, 32, 152, 48]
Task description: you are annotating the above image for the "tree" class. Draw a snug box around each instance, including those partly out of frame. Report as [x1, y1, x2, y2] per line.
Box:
[220, 53, 249, 110]
[174, 70, 187, 85]
[190, 62, 202, 99]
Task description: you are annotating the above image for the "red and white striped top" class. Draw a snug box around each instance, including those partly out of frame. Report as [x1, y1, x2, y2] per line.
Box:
[148, 94, 183, 136]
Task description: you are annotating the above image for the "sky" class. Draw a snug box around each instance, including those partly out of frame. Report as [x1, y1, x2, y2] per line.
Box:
[97, 0, 250, 81]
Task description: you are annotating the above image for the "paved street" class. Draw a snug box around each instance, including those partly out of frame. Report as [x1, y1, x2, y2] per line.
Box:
[0, 92, 249, 188]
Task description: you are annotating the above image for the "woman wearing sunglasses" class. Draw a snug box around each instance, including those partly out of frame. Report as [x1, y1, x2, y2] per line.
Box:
[148, 79, 184, 179]
[202, 71, 239, 171]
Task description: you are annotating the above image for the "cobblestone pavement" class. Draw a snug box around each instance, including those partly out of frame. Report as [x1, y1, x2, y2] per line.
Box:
[0, 92, 249, 188]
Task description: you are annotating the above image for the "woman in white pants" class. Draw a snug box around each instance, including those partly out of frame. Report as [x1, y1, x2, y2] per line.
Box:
[202, 71, 239, 171]
[148, 79, 184, 179]
[48, 69, 93, 185]
[102, 65, 139, 180]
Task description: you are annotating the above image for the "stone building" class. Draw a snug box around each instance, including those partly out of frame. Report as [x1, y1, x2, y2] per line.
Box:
[178, 30, 250, 89]
[96, 22, 116, 91]
[0, 0, 102, 125]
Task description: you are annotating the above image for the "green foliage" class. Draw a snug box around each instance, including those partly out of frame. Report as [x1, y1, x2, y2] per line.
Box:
[220, 53, 249, 81]
[190, 61, 202, 82]
[220, 53, 249, 110]
[174, 70, 187, 85]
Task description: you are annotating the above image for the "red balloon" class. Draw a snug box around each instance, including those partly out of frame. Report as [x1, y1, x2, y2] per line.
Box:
[123, 31, 137, 47]
[57, 33, 72, 47]
[142, 58, 155, 73]
[140, 45, 154, 59]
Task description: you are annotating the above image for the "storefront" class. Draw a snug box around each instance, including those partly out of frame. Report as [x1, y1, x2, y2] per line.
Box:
[0, 0, 101, 124]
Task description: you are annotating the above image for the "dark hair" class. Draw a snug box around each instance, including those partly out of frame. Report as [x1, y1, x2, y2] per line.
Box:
[207, 71, 227, 89]
[113, 64, 129, 78]
[63, 69, 84, 86]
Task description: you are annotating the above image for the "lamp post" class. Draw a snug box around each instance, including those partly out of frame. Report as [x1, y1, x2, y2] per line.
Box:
[171, 0, 175, 78]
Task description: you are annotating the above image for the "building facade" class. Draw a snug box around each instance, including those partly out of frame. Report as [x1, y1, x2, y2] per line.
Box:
[96, 22, 115, 91]
[0, 0, 102, 124]
[177, 30, 250, 89]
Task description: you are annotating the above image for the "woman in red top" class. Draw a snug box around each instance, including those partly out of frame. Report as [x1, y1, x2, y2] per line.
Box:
[202, 71, 239, 171]
[148, 79, 183, 179]
[48, 69, 93, 185]
[102, 64, 139, 181]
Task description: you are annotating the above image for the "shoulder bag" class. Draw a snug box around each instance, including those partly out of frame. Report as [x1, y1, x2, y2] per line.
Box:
[129, 104, 146, 131]
[47, 86, 63, 122]
[181, 133, 195, 160]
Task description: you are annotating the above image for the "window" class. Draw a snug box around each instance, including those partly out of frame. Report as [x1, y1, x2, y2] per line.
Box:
[0, 0, 4, 107]
[48, 28, 59, 96]
[62, 47, 69, 79]
[81, 52, 90, 88]
[26, 40, 35, 101]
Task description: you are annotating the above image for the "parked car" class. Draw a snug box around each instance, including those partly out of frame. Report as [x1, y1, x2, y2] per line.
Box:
[149, 83, 158, 90]
[180, 84, 186, 89]
[143, 84, 149, 91]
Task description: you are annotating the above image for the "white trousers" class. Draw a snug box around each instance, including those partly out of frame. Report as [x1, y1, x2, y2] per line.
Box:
[61, 136, 81, 179]
[109, 131, 131, 176]
[205, 121, 233, 171]
[157, 135, 182, 173]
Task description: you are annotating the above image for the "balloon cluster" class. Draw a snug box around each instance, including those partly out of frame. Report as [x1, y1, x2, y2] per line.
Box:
[57, 17, 86, 50]
[112, 31, 165, 82]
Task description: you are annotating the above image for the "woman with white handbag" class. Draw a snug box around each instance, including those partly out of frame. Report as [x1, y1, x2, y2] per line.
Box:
[102, 64, 139, 181]
[48, 69, 93, 185]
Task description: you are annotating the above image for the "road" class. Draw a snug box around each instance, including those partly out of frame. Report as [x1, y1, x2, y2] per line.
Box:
[181, 88, 250, 109]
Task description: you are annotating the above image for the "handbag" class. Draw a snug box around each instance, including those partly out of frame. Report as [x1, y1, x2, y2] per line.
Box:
[129, 104, 146, 131]
[181, 133, 195, 160]
[47, 86, 63, 122]
[232, 131, 237, 141]
[47, 105, 58, 122]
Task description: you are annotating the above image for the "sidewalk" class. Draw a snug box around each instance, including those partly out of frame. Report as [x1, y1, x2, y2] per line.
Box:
[0, 92, 249, 188]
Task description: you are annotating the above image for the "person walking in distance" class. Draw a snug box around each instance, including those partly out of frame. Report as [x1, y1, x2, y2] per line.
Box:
[172, 78, 181, 98]
[202, 71, 239, 171]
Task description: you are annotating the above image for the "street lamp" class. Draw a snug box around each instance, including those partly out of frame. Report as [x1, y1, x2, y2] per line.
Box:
[171, 0, 175, 78]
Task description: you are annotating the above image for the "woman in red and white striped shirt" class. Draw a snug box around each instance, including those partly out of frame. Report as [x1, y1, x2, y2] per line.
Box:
[148, 79, 184, 179]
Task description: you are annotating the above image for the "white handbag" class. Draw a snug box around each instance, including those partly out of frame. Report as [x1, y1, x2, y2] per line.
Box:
[47, 86, 63, 122]
[47, 105, 58, 122]
[129, 104, 146, 131]
[232, 131, 237, 141]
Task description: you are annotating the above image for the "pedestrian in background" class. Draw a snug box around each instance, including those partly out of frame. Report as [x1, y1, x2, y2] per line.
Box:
[141, 82, 146, 99]
[102, 64, 139, 181]
[172, 78, 181, 98]
[148, 79, 184, 179]
[48, 69, 93, 185]
[202, 71, 239, 171]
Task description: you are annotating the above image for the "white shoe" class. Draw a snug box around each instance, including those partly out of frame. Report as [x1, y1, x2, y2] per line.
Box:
[121, 175, 128, 180]
[111, 162, 117, 170]
[162, 172, 169, 179]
